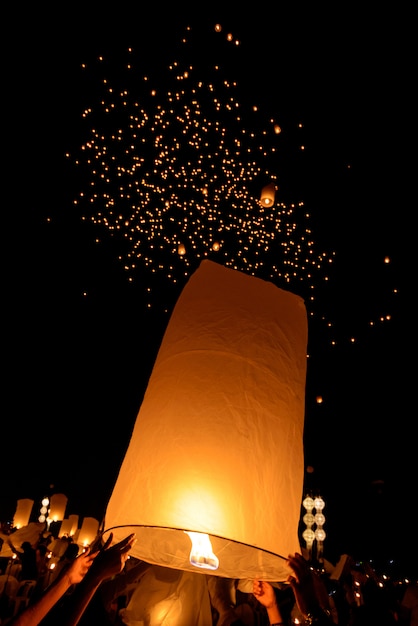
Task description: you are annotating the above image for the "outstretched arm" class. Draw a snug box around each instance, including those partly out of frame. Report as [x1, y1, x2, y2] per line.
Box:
[286, 553, 333, 625]
[7, 539, 20, 556]
[253, 579, 285, 625]
[7, 549, 97, 626]
[57, 532, 136, 626]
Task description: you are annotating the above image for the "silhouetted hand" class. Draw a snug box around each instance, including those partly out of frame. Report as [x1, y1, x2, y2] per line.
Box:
[286, 553, 333, 623]
[62, 548, 99, 586]
[86, 532, 137, 584]
[252, 579, 277, 611]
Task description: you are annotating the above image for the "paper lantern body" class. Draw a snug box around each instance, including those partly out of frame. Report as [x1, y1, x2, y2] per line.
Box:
[105, 260, 307, 581]
[68, 514, 79, 536]
[77, 517, 99, 547]
[260, 182, 276, 207]
[58, 519, 73, 538]
[49, 493, 68, 522]
[13, 499, 34, 529]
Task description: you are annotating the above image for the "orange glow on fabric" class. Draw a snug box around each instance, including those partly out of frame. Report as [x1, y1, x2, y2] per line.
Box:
[260, 182, 276, 206]
[104, 260, 308, 581]
[13, 499, 34, 529]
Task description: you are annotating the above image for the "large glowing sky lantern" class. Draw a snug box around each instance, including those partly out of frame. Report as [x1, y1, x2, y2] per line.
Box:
[104, 260, 307, 581]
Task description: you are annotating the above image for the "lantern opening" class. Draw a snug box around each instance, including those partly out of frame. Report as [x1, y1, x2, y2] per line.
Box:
[184, 531, 219, 571]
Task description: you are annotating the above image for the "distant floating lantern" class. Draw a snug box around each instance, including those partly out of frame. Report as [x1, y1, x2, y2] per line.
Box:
[13, 499, 34, 529]
[212, 241, 220, 252]
[104, 260, 308, 582]
[178, 243, 186, 256]
[49, 493, 68, 523]
[260, 182, 276, 207]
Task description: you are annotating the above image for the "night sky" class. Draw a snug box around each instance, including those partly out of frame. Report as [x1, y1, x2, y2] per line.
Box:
[4, 7, 415, 577]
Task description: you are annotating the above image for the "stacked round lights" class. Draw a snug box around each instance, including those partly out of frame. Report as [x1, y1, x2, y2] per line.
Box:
[302, 494, 326, 562]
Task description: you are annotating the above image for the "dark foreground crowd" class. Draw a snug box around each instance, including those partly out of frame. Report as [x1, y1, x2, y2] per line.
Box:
[0, 528, 416, 625]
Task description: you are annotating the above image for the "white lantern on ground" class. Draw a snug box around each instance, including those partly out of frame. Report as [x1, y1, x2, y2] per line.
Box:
[104, 260, 308, 581]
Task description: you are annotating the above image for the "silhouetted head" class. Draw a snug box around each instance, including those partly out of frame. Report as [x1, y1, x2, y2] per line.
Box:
[63, 543, 79, 560]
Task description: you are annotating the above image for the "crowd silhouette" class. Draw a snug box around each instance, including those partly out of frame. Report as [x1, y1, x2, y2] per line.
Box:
[0, 523, 416, 625]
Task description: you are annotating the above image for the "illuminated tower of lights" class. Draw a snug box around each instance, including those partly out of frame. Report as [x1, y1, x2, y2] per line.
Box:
[302, 493, 326, 564]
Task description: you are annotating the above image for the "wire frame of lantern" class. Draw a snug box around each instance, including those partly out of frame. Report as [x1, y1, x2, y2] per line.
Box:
[13, 499, 34, 529]
[103, 260, 308, 582]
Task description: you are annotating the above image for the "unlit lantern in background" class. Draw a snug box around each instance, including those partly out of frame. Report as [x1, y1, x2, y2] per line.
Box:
[104, 260, 308, 581]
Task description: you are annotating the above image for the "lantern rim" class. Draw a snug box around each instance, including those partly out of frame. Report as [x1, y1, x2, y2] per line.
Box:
[102, 523, 291, 582]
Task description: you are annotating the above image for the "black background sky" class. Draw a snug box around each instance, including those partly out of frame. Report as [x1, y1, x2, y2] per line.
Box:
[3, 5, 415, 576]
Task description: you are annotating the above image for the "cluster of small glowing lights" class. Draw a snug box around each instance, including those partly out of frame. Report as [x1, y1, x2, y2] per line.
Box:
[70, 22, 333, 310]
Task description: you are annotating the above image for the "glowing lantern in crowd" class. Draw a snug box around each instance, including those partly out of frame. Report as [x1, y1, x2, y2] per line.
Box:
[48, 493, 68, 523]
[259, 182, 276, 207]
[58, 519, 73, 538]
[13, 499, 34, 529]
[69, 514, 79, 536]
[104, 260, 307, 581]
[77, 517, 99, 547]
